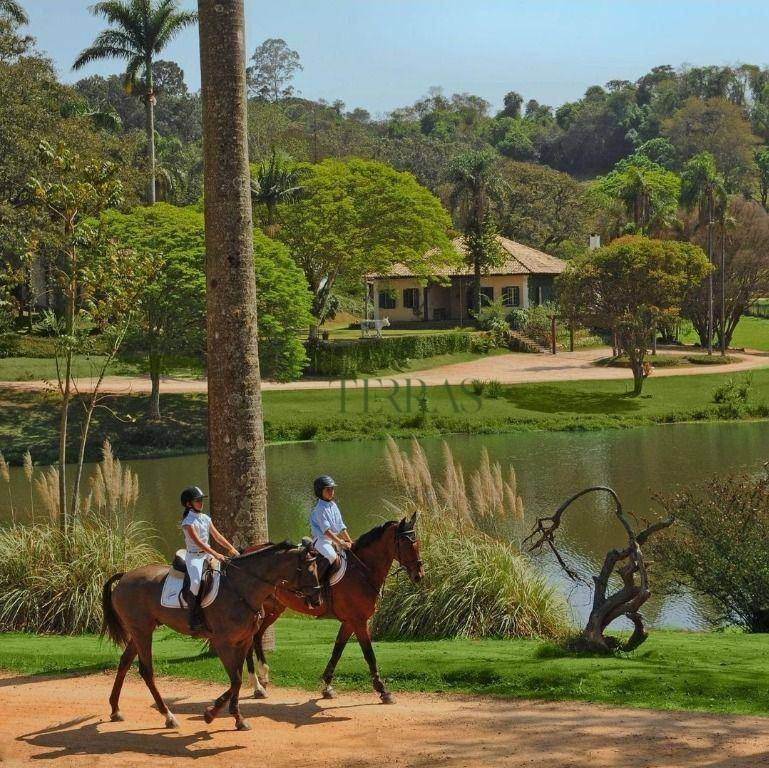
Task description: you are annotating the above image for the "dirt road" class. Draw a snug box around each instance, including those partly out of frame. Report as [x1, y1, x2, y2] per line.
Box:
[2, 671, 768, 767]
[2, 348, 767, 395]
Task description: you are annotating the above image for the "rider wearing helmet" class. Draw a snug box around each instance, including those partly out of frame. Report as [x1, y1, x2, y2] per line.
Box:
[310, 475, 352, 578]
[179, 486, 239, 632]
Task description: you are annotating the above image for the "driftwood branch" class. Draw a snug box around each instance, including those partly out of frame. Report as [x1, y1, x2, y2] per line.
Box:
[525, 486, 674, 652]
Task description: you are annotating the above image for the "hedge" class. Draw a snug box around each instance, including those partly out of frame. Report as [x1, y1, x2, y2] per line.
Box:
[305, 331, 484, 377]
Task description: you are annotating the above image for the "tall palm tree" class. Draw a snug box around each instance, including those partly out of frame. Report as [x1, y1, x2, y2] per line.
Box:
[681, 152, 726, 354]
[446, 149, 504, 320]
[72, 1, 197, 205]
[198, 0, 268, 553]
[250, 149, 303, 236]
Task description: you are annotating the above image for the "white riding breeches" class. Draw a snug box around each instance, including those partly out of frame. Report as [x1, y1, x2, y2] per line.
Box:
[186, 553, 208, 596]
[313, 537, 338, 565]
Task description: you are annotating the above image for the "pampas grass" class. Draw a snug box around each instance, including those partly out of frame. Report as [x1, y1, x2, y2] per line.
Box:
[372, 437, 567, 641]
[0, 440, 160, 634]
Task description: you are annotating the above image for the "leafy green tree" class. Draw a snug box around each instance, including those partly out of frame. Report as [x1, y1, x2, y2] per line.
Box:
[0, 0, 27, 25]
[497, 160, 595, 255]
[446, 149, 504, 316]
[277, 158, 454, 334]
[250, 150, 303, 235]
[101, 204, 312, 413]
[499, 91, 523, 119]
[247, 37, 302, 102]
[558, 236, 710, 394]
[663, 97, 759, 191]
[73, 0, 198, 205]
[755, 147, 769, 210]
[592, 155, 680, 236]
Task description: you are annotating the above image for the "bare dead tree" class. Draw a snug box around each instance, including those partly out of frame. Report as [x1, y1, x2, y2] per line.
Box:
[524, 486, 674, 652]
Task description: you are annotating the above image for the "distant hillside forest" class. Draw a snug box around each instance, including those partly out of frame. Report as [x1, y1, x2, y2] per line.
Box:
[4, 14, 769, 260]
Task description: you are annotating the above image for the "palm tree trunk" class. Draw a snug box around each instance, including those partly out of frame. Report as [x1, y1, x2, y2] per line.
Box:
[145, 56, 156, 206]
[198, 0, 268, 550]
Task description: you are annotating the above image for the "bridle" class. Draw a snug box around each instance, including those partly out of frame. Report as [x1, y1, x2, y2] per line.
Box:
[394, 526, 423, 576]
[224, 548, 322, 614]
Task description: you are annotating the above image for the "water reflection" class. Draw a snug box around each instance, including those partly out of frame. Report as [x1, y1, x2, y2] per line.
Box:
[2, 421, 767, 629]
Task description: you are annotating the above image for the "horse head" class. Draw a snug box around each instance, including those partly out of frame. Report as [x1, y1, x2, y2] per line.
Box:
[395, 513, 424, 583]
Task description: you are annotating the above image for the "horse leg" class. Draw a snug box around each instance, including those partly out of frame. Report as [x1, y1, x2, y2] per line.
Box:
[249, 610, 280, 698]
[133, 632, 179, 728]
[354, 623, 394, 704]
[320, 622, 353, 700]
[108, 641, 137, 722]
[206, 643, 250, 730]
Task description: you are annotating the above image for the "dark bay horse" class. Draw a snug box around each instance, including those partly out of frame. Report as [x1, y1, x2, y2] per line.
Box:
[102, 542, 320, 731]
[245, 516, 423, 704]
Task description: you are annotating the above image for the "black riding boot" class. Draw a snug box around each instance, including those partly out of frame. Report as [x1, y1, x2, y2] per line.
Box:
[188, 591, 205, 632]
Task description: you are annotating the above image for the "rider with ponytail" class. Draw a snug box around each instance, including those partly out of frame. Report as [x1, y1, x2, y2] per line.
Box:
[179, 486, 239, 631]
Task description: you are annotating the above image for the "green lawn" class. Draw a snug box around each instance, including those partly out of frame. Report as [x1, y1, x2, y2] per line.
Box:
[2, 620, 769, 715]
[1, 365, 768, 465]
[681, 315, 769, 352]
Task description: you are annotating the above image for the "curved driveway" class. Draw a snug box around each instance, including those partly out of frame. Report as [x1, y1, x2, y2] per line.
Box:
[1, 347, 767, 395]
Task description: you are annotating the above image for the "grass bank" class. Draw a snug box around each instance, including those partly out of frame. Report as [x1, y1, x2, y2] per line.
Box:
[1, 366, 768, 464]
[2, 620, 769, 715]
[680, 315, 769, 352]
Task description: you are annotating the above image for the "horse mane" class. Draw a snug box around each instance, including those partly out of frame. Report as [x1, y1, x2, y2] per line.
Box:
[233, 540, 295, 561]
[353, 521, 397, 552]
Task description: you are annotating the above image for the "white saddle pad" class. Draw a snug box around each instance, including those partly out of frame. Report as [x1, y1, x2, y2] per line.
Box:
[329, 550, 347, 587]
[160, 550, 221, 609]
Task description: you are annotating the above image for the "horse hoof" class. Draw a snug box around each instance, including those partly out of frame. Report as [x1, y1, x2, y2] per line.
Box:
[381, 692, 396, 705]
[236, 719, 251, 731]
[253, 688, 268, 699]
[321, 687, 336, 700]
[110, 711, 124, 722]
[165, 714, 179, 729]
[203, 707, 215, 724]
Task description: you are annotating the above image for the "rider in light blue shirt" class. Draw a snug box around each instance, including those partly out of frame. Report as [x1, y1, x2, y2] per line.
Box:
[310, 475, 352, 576]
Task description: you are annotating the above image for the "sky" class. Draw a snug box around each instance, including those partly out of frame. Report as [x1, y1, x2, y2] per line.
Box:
[23, 0, 769, 116]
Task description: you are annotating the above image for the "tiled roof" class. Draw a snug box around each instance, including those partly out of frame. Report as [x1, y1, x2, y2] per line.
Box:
[369, 236, 566, 279]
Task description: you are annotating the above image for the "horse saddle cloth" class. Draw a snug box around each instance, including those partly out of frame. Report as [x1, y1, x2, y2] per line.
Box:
[160, 549, 221, 610]
[328, 549, 347, 587]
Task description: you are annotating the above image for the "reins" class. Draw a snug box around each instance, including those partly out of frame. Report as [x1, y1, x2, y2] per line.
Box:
[224, 551, 320, 614]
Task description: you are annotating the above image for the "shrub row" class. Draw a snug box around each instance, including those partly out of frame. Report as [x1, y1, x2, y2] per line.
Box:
[305, 331, 482, 377]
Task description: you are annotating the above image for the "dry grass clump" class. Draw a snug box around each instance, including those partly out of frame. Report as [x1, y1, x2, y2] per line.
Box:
[0, 440, 159, 633]
[372, 437, 567, 641]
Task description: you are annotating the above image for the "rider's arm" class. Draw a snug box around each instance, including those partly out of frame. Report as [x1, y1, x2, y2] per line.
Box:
[339, 529, 353, 543]
[324, 528, 351, 549]
[184, 525, 226, 561]
[209, 522, 239, 556]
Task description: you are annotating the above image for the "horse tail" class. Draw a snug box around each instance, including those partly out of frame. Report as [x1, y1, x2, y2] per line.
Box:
[101, 573, 129, 648]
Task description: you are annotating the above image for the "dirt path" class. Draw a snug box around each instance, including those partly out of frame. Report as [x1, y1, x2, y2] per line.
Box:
[2, 348, 767, 395]
[2, 672, 769, 767]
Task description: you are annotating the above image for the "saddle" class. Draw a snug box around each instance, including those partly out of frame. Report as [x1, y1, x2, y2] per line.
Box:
[160, 550, 221, 610]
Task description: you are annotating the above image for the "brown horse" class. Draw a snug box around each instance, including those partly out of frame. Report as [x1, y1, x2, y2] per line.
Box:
[245, 515, 423, 704]
[102, 542, 320, 731]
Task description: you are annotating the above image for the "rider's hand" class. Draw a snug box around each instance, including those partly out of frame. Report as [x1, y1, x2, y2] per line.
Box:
[341, 540, 352, 550]
[213, 552, 227, 562]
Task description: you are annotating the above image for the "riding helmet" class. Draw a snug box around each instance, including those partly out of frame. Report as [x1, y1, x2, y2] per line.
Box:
[313, 475, 336, 499]
[180, 485, 207, 507]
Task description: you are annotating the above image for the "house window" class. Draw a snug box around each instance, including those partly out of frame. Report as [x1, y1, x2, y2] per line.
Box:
[502, 286, 521, 307]
[403, 288, 420, 309]
[378, 290, 396, 309]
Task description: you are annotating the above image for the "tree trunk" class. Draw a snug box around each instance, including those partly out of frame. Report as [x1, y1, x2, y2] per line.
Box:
[473, 256, 481, 324]
[145, 65, 156, 206]
[198, 0, 268, 550]
[148, 350, 162, 420]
